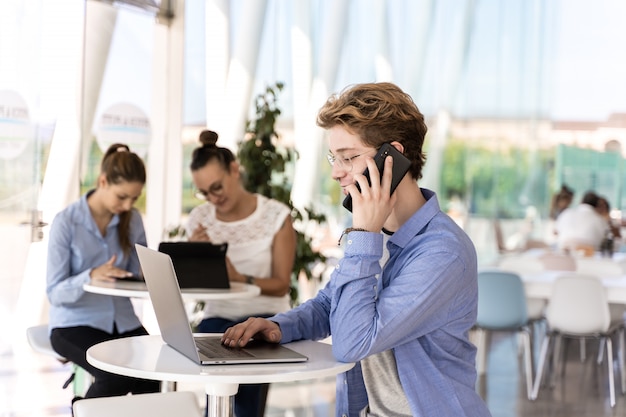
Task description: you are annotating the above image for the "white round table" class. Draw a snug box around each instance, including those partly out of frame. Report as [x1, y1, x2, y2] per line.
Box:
[87, 335, 354, 417]
[83, 280, 260, 301]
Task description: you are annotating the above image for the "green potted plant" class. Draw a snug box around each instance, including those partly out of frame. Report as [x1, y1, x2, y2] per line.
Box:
[237, 82, 327, 304]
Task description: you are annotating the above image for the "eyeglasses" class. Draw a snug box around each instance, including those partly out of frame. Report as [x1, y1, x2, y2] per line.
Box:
[326, 150, 374, 172]
[194, 181, 225, 200]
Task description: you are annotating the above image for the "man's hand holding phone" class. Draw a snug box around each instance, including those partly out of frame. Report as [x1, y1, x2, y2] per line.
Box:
[348, 155, 397, 232]
[342, 142, 412, 229]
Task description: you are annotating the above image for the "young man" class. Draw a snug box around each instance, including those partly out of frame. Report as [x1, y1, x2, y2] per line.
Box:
[222, 82, 491, 416]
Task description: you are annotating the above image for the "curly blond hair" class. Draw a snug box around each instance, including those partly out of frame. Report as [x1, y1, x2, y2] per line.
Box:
[316, 82, 427, 179]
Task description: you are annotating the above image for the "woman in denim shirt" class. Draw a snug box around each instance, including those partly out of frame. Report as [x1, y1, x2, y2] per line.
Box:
[47, 144, 160, 404]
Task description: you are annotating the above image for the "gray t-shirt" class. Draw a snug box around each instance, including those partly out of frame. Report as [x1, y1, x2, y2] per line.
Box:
[360, 234, 411, 417]
[361, 349, 412, 416]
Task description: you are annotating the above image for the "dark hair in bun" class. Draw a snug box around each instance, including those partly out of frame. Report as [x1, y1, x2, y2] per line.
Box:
[199, 129, 219, 146]
[190, 130, 235, 171]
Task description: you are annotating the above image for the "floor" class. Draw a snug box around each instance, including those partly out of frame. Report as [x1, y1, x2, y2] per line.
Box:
[2, 329, 625, 417]
[478, 331, 625, 417]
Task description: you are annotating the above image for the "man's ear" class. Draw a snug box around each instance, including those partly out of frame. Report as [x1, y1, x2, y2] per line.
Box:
[389, 141, 405, 154]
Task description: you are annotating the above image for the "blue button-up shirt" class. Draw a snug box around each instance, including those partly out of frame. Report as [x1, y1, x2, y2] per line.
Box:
[47, 191, 145, 334]
[272, 189, 491, 417]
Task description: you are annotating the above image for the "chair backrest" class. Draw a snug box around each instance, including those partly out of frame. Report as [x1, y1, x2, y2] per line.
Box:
[546, 273, 610, 334]
[477, 271, 528, 329]
[73, 391, 202, 417]
[576, 258, 626, 277]
[539, 253, 576, 271]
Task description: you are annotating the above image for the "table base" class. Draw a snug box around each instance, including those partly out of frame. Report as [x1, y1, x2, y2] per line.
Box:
[207, 395, 233, 417]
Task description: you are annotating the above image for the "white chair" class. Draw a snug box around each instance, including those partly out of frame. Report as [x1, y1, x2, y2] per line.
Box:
[72, 391, 202, 417]
[574, 257, 626, 361]
[26, 324, 92, 396]
[533, 252, 577, 323]
[26, 324, 65, 361]
[531, 273, 626, 407]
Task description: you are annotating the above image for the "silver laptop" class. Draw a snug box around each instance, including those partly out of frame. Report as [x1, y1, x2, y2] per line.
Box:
[135, 244, 308, 365]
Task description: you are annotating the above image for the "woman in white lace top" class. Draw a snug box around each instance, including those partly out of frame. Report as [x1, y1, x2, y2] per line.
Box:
[185, 129, 296, 417]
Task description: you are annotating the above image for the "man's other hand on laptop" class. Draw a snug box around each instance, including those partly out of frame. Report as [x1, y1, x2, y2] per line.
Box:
[89, 255, 134, 282]
[222, 317, 282, 348]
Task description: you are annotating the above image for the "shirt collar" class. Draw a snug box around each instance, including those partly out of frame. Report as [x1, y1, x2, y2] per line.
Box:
[79, 189, 120, 232]
[388, 188, 440, 248]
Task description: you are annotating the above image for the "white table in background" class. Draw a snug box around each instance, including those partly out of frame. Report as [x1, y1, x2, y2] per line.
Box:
[83, 280, 260, 301]
[87, 335, 354, 417]
[520, 270, 626, 305]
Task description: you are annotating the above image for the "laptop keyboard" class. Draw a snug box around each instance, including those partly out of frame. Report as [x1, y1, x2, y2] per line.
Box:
[194, 337, 255, 358]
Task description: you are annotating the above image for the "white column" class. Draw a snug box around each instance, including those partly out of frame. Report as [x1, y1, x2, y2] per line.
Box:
[205, 0, 230, 129]
[401, 0, 434, 93]
[373, 0, 393, 82]
[80, 1, 117, 180]
[38, 2, 85, 223]
[145, 0, 185, 247]
[421, 0, 477, 193]
[290, 0, 312, 138]
[13, 0, 85, 347]
[220, 0, 268, 151]
[421, 109, 451, 192]
[291, 0, 350, 210]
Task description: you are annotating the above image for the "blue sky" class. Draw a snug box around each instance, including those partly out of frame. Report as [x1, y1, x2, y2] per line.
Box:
[552, 0, 626, 120]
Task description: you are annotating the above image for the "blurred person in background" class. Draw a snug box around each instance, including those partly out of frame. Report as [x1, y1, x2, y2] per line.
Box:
[596, 196, 621, 240]
[549, 184, 574, 220]
[554, 190, 609, 252]
[545, 184, 575, 246]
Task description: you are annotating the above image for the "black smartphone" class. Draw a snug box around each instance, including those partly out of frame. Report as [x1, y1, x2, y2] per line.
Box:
[342, 142, 412, 212]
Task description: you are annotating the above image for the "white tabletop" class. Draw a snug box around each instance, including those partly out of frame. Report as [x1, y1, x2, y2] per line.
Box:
[520, 270, 626, 304]
[87, 334, 354, 390]
[83, 280, 260, 301]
